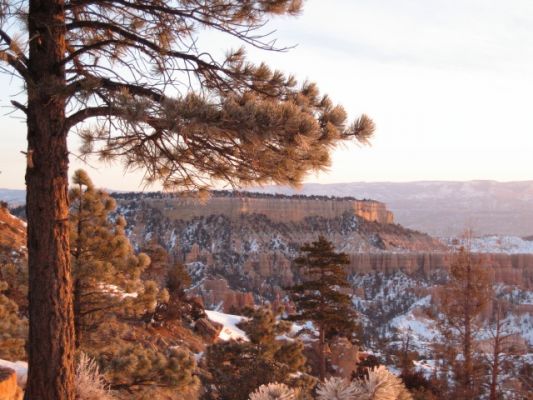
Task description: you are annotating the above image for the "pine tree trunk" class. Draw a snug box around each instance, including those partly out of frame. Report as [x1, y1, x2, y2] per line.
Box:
[489, 344, 500, 400]
[74, 187, 82, 348]
[24, 1, 75, 399]
[319, 324, 326, 381]
[489, 313, 502, 400]
[463, 261, 473, 399]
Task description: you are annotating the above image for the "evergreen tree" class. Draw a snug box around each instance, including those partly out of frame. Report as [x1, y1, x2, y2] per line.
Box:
[90, 318, 199, 399]
[167, 262, 192, 296]
[0, 1, 374, 396]
[435, 246, 491, 400]
[68, 169, 155, 347]
[0, 262, 28, 316]
[204, 307, 311, 400]
[0, 280, 27, 360]
[286, 236, 358, 381]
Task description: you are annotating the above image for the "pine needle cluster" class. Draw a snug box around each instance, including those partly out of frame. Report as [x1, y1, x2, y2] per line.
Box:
[316, 367, 412, 400]
[249, 383, 296, 400]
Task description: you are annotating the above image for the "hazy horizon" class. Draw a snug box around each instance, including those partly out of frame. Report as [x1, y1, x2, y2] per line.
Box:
[2, 177, 533, 192]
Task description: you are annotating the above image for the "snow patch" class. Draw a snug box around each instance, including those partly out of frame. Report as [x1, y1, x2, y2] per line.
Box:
[449, 235, 533, 254]
[205, 310, 248, 341]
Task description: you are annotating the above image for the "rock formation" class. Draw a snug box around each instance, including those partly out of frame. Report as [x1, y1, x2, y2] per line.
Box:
[0, 368, 22, 400]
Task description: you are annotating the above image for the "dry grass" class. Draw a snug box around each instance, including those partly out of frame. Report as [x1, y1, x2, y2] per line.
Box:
[75, 353, 114, 400]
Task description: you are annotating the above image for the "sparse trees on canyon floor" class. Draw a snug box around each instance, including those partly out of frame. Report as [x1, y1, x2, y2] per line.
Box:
[0, 1, 374, 398]
[434, 246, 491, 399]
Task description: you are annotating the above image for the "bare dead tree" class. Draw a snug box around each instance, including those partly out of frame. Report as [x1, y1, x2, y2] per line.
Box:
[436, 246, 491, 400]
[483, 301, 518, 400]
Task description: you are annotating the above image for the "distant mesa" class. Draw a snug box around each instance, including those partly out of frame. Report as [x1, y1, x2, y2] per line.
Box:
[112, 190, 395, 225]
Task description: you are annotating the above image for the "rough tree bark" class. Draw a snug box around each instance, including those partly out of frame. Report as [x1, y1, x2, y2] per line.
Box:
[24, 0, 75, 399]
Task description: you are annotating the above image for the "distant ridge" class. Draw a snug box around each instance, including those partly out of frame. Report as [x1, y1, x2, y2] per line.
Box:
[247, 180, 533, 237]
[0, 189, 25, 206]
[4, 180, 533, 237]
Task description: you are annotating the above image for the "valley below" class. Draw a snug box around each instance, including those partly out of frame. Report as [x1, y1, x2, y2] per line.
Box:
[1, 188, 533, 398]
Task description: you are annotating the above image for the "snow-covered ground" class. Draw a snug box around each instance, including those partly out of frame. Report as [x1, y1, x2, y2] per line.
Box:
[205, 310, 248, 341]
[448, 235, 533, 253]
[389, 296, 439, 354]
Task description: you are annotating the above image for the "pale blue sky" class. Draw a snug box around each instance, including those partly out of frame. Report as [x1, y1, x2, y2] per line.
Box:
[1, 0, 532, 190]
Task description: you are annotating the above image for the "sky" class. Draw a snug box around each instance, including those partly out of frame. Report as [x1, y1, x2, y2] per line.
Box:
[1, 0, 533, 190]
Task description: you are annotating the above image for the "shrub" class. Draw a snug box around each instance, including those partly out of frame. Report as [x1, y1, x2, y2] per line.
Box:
[75, 353, 114, 400]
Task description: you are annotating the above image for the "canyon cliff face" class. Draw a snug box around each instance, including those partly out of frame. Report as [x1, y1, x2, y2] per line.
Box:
[116, 193, 394, 225]
[250, 181, 533, 237]
[113, 192, 533, 312]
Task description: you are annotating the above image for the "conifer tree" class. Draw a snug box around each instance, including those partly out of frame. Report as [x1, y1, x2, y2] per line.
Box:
[287, 236, 358, 381]
[204, 307, 309, 400]
[0, 262, 28, 316]
[436, 246, 491, 400]
[82, 318, 198, 399]
[0, 280, 27, 360]
[68, 169, 155, 346]
[0, 2, 374, 397]
[167, 262, 192, 296]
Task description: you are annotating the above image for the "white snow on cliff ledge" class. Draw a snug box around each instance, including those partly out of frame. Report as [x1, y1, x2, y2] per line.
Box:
[205, 310, 248, 341]
[449, 236, 533, 254]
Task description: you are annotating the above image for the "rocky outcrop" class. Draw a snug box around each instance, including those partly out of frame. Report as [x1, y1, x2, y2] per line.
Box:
[117, 193, 394, 225]
[0, 368, 22, 400]
[328, 337, 361, 380]
[194, 318, 223, 343]
[112, 192, 533, 317]
[353, 200, 394, 224]
[196, 279, 254, 313]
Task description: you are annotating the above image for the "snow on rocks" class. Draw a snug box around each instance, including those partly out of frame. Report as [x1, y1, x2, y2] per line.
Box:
[449, 235, 533, 254]
[389, 296, 438, 353]
[205, 310, 248, 341]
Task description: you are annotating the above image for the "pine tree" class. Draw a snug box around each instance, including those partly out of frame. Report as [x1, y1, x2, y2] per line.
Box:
[248, 383, 295, 400]
[436, 246, 491, 400]
[0, 2, 374, 396]
[0, 262, 28, 316]
[167, 262, 192, 297]
[68, 169, 155, 347]
[204, 307, 309, 400]
[83, 316, 199, 399]
[0, 280, 27, 360]
[286, 236, 358, 381]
